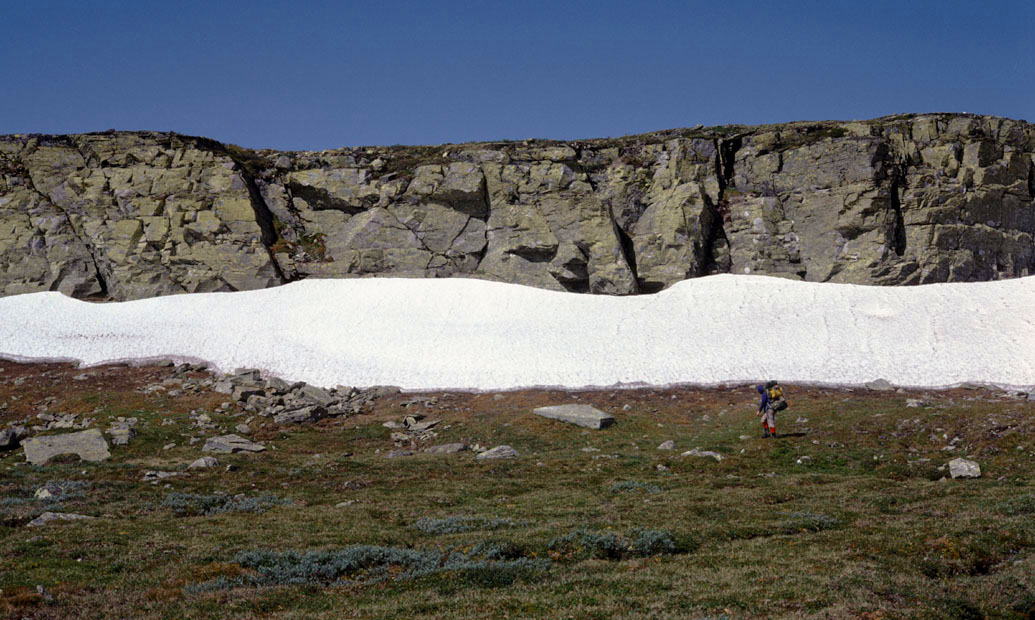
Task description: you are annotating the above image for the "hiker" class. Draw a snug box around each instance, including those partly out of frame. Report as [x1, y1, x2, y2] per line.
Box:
[756, 380, 786, 438]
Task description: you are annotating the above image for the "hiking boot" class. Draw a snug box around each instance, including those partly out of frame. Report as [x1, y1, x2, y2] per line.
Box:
[762, 430, 771, 438]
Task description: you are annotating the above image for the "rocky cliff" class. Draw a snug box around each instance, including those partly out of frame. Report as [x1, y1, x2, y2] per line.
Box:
[1, 113, 1032, 300]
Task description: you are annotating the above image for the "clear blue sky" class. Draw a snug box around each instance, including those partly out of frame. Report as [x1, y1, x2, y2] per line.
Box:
[2, 0, 1032, 150]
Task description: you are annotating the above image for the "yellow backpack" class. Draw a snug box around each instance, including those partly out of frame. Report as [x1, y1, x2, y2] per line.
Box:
[765, 381, 787, 411]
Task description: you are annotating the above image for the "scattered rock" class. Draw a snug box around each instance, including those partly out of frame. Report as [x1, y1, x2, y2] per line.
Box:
[296, 384, 337, 408]
[273, 405, 327, 425]
[424, 442, 467, 454]
[22, 429, 111, 465]
[202, 434, 266, 454]
[27, 512, 95, 527]
[234, 424, 251, 434]
[865, 379, 895, 391]
[657, 440, 676, 450]
[796, 456, 813, 465]
[107, 425, 135, 446]
[34, 487, 55, 500]
[906, 399, 929, 408]
[188, 456, 219, 469]
[681, 448, 723, 462]
[533, 404, 615, 429]
[335, 500, 356, 508]
[384, 449, 414, 459]
[477, 445, 519, 460]
[162, 443, 176, 450]
[142, 470, 180, 483]
[948, 457, 981, 479]
[0, 425, 28, 450]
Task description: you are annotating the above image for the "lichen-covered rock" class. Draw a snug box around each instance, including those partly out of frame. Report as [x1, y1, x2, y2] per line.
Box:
[1, 114, 1032, 301]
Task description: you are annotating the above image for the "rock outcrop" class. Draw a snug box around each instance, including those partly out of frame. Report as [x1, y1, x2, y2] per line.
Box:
[2, 113, 1032, 300]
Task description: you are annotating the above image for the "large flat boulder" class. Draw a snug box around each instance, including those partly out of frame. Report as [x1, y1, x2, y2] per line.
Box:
[22, 429, 111, 465]
[533, 404, 615, 429]
[27, 512, 95, 527]
[202, 434, 265, 454]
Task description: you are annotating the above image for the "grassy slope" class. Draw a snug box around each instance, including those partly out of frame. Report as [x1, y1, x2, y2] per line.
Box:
[1, 360, 1034, 619]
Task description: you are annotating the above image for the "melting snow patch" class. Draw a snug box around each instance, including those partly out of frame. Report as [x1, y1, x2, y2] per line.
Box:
[1, 275, 1034, 391]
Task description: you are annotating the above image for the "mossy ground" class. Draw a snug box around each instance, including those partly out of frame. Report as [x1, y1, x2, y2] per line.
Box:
[2, 359, 1034, 619]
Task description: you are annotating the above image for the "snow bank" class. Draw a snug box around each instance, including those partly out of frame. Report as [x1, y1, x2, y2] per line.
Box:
[1, 275, 1033, 390]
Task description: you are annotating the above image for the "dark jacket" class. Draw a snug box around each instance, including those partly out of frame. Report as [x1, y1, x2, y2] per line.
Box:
[756, 384, 769, 414]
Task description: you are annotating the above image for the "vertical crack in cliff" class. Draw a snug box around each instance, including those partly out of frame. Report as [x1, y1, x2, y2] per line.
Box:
[890, 177, 907, 257]
[612, 207, 639, 289]
[20, 165, 110, 299]
[703, 136, 742, 274]
[223, 148, 292, 284]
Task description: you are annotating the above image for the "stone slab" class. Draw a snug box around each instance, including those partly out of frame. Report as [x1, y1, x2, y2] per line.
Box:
[22, 429, 111, 465]
[533, 404, 614, 429]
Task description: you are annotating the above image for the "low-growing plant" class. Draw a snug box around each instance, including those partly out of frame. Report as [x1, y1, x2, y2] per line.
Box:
[631, 528, 698, 556]
[776, 511, 841, 534]
[187, 544, 549, 592]
[548, 527, 694, 560]
[161, 493, 291, 517]
[999, 494, 1035, 516]
[412, 515, 518, 535]
[610, 480, 661, 494]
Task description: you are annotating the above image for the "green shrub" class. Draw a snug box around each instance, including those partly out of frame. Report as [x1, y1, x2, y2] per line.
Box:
[187, 544, 549, 592]
[412, 515, 518, 535]
[161, 493, 291, 517]
[631, 528, 698, 556]
[610, 480, 661, 494]
[548, 527, 694, 560]
[776, 512, 841, 533]
[999, 494, 1035, 516]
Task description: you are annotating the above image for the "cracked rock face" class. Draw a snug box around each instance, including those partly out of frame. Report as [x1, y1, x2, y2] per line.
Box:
[2, 113, 1032, 301]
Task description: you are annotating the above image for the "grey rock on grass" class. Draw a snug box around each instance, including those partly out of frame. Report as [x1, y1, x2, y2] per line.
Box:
[188, 456, 219, 469]
[948, 457, 981, 479]
[202, 434, 265, 454]
[27, 512, 95, 527]
[534, 404, 615, 429]
[425, 442, 467, 454]
[22, 428, 111, 465]
[681, 448, 724, 462]
[477, 445, 519, 460]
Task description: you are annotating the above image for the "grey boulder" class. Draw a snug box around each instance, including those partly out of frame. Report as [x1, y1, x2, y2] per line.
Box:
[533, 404, 615, 429]
[22, 429, 111, 465]
[27, 512, 95, 527]
[948, 457, 981, 479]
[425, 442, 468, 454]
[477, 445, 519, 460]
[188, 456, 219, 469]
[202, 434, 266, 454]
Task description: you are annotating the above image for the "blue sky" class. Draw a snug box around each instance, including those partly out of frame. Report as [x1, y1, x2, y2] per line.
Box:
[2, 0, 1032, 149]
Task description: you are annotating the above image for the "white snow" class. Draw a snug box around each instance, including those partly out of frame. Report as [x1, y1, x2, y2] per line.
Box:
[1, 274, 1033, 391]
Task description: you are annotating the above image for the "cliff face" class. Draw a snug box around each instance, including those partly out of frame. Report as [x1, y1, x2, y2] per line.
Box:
[1, 113, 1032, 300]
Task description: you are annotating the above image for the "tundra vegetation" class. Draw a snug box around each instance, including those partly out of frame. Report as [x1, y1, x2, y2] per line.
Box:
[1, 359, 1035, 619]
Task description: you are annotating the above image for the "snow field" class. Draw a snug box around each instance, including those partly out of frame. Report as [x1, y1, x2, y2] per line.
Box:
[0, 274, 1033, 391]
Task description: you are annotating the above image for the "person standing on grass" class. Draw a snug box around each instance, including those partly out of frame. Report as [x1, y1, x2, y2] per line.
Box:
[756, 383, 776, 438]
